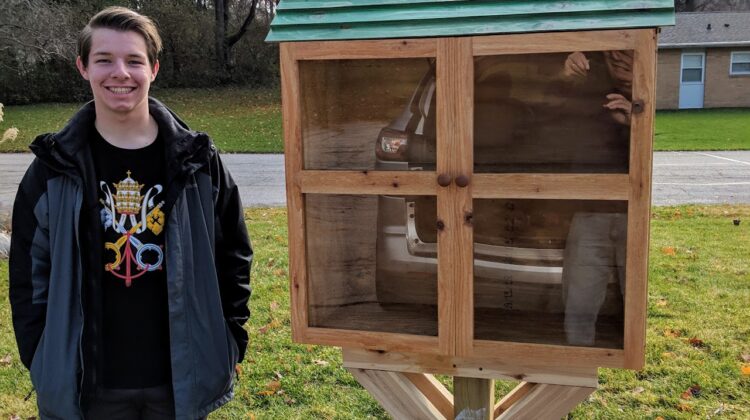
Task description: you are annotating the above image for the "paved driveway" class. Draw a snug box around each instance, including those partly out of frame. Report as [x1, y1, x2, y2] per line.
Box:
[1, 151, 749, 212]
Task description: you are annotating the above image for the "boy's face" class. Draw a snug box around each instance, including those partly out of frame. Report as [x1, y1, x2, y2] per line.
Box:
[76, 28, 159, 118]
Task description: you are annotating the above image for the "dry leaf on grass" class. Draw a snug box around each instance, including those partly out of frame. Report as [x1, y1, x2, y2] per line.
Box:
[680, 385, 701, 399]
[633, 386, 645, 394]
[245, 413, 256, 420]
[656, 298, 668, 307]
[9, 416, 21, 420]
[663, 328, 681, 338]
[273, 268, 287, 277]
[688, 337, 706, 348]
[305, 345, 314, 353]
[0, 355, 12, 366]
[270, 301, 280, 311]
[259, 319, 281, 334]
[661, 352, 675, 359]
[313, 359, 329, 367]
[661, 246, 677, 256]
[257, 380, 282, 396]
[741, 364, 750, 376]
[676, 403, 693, 412]
[740, 353, 750, 363]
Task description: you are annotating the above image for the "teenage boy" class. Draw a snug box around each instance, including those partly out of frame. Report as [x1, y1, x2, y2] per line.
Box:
[9, 7, 252, 419]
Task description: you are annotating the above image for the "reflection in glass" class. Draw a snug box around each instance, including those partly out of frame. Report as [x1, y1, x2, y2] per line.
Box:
[472, 199, 627, 349]
[473, 51, 634, 173]
[306, 194, 438, 336]
[299, 59, 435, 171]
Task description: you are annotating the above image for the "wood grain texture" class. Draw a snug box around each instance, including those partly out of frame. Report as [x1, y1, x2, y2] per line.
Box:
[454, 377, 495, 420]
[473, 29, 638, 56]
[346, 368, 445, 420]
[281, 43, 308, 342]
[496, 383, 595, 420]
[472, 174, 629, 200]
[298, 170, 438, 195]
[290, 38, 436, 60]
[494, 382, 536, 418]
[403, 373, 454, 419]
[472, 340, 623, 369]
[437, 36, 474, 357]
[624, 28, 657, 370]
[342, 348, 599, 387]
[307, 328, 442, 355]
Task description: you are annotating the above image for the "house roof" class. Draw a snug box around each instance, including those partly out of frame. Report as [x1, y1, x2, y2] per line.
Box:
[266, 0, 675, 42]
[659, 12, 750, 48]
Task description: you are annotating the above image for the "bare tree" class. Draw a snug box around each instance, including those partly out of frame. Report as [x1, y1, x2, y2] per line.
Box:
[0, 0, 77, 72]
[214, 0, 275, 77]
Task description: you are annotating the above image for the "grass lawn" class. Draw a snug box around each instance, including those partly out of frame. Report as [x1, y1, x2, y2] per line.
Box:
[2, 88, 750, 153]
[654, 108, 750, 151]
[0, 87, 283, 153]
[1, 205, 749, 418]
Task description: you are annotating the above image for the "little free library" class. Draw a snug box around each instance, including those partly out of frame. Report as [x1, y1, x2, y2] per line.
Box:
[267, 1, 675, 418]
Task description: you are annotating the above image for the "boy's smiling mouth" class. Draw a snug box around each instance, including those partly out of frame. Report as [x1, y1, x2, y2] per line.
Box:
[107, 87, 136, 94]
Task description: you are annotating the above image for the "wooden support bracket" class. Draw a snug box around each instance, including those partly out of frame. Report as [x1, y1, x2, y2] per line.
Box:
[343, 350, 597, 420]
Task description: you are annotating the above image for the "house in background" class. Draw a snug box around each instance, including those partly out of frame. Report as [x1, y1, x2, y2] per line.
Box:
[657, 12, 750, 109]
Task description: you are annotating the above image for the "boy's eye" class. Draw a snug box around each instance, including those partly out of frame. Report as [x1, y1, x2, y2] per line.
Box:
[96, 59, 110, 63]
[129, 60, 145, 65]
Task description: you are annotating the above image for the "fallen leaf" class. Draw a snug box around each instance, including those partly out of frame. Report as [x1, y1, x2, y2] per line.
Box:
[9, 416, 21, 420]
[270, 301, 280, 311]
[656, 298, 668, 307]
[741, 364, 750, 376]
[633, 386, 645, 394]
[259, 319, 281, 334]
[0, 355, 11, 366]
[656, 417, 665, 420]
[661, 246, 677, 256]
[663, 328, 681, 338]
[257, 380, 281, 396]
[714, 404, 726, 415]
[680, 385, 701, 399]
[740, 353, 750, 363]
[273, 268, 287, 277]
[266, 258, 275, 267]
[246, 413, 256, 420]
[274, 371, 284, 380]
[284, 396, 296, 405]
[306, 345, 314, 353]
[676, 403, 692, 412]
[295, 355, 302, 363]
[313, 359, 329, 367]
[235, 364, 243, 377]
[688, 337, 705, 348]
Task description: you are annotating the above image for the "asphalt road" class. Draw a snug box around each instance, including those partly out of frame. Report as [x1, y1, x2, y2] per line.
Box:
[1, 151, 749, 212]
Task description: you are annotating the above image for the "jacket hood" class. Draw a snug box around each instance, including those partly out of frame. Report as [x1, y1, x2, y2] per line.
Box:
[29, 97, 216, 210]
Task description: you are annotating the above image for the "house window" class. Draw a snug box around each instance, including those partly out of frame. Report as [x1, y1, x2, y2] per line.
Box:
[730, 52, 750, 75]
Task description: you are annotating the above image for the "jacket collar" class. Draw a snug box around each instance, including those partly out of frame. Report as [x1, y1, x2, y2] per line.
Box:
[29, 97, 215, 209]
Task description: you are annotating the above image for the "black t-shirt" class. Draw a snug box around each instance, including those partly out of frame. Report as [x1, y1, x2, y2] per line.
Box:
[90, 128, 171, 389]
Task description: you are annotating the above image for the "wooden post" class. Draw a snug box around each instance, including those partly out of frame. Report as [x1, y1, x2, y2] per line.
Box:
[453, 377, 494, 420]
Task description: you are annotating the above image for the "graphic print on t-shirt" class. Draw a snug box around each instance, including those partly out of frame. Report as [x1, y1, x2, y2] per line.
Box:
[99, 170, 165, 287]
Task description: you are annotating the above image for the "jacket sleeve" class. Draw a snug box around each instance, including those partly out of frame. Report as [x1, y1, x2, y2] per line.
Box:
[9, 159, 50, 370]
[212, 153, 253, 362]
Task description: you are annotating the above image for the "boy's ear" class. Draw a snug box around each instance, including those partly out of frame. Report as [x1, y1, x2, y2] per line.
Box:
[151, 60, 160, 81]
[76, 56, 89, 80]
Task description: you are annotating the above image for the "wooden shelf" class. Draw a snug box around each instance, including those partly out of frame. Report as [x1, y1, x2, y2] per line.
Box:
[310, 303, 439, 336]
[474, 308, 623, 349]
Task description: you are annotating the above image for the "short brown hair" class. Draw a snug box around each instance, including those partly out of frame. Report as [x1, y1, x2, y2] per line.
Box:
[78, 6, 162, 67]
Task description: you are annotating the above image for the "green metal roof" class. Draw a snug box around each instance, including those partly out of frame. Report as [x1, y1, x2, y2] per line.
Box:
[266, 0, 674, 42]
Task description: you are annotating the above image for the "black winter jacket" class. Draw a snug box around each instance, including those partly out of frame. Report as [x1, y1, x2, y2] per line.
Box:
[9, 98, 252, 419]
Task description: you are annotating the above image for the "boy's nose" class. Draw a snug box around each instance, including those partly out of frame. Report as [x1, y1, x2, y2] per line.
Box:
[111, 60, 130, 79]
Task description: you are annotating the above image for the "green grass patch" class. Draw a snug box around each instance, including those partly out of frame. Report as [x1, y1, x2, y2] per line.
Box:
[2, 205, 749, 418]
[654, 108, 750, 151]
[4, 88, 750, 153]
[0, 87, 283, 153]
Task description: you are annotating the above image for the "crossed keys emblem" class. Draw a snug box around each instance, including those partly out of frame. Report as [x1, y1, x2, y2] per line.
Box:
[100, 171, 165, 287]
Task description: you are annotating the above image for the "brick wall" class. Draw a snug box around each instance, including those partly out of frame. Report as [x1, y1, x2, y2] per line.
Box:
[704, 48, 750, 108]
[656, 49, 681, 109]
[656, 47, 750, 109]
